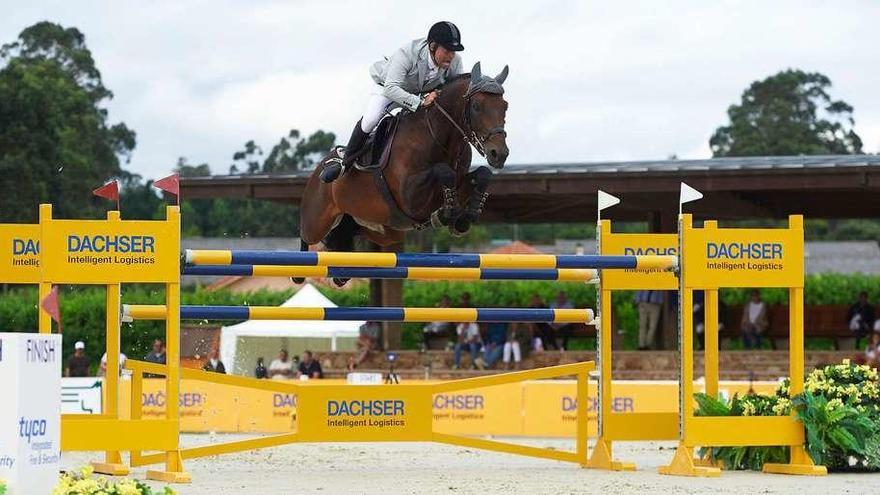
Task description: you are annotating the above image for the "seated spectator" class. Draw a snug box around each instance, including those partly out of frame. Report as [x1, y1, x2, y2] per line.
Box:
[269, 349, 294, 379]
[66, 341, 91, 377]
[98, 351, 127, 377]
[357, 321, 381, 365]
[480, 322, 508, 369]
[550, 291, 575, 351]
[453, 321, 482, 370]
[740, 289, 768, 349]
[202, 348, 226, 374]
[255, 357, 268, 379]
[864, 331, 880, 367]
[458, 292, 473, 308]
[528, 293, 557, 351]
[504, 323, 525, 370]
[421, 295, 454, 350]
[847, 291, 876, 347]
[297, 350, 323, 379]
[143, 339, 167, 378]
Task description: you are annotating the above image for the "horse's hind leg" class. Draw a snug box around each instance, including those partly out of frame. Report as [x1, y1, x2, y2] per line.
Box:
[291, 238, 310, 284]
[452, 166, 492, 236]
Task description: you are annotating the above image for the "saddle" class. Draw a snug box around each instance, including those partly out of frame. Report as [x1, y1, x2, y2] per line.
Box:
[341, 114, 400, 170]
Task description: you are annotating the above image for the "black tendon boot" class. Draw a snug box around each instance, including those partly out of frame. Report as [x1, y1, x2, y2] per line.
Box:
[320, 119, 369, 183]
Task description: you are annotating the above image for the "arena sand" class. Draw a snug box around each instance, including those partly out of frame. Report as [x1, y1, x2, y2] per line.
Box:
[63, 434, 874, 494]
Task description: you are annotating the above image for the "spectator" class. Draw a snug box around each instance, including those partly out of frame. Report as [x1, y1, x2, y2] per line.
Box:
[269, 349, 294, 379]
[528, 293, 557, 350]
[550, 291, 575, 351]
[202, 348, 226, 374]
[255, 357, 268, 379]
[453, 321, 482, 369]
[480, 322, 508, 369]
[98, 351, 127, 376]
[143, 339, 167, 378]
[66, 341, 91, 377]
[144, 339, 166, 364]
[740, 289, 768, 349]
[694, 291, 728, 351]
[847, 291, 876, 347]
[503, 323, 524, 370]
[459, 292, 473, 308]
[635, 290, 664, 350]
[421, 295, 454, 350]
[357, 321, 381, 365]
[297, 350, 323, 379]
[864, 331, 880, 367]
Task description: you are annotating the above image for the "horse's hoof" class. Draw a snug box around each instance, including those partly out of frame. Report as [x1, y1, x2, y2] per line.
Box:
[451, 217, 471, 237]
[431, 210, 445, 228]
[332, 277, 350, 287]
[291, 277, 305, 284]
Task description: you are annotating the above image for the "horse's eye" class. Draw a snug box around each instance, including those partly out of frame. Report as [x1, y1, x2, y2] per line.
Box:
[471, 100, 481, 113]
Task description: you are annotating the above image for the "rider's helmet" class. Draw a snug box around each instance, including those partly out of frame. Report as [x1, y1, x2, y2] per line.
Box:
[428, 21, 464, 51]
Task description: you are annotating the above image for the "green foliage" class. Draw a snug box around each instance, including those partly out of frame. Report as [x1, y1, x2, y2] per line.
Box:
[710, 69, 862, 157]
[793, 391, 874, 468]
[693, 393, 788, 470]
[0, 21, 134, 222]
[229, 128, 336, 174]
[720, 273, 880, 306]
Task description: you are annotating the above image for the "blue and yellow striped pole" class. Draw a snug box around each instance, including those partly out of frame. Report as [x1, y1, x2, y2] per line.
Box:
[124, 304, 595, 323]
[184, 249, 677, 271]
[183, 264, 599, 282]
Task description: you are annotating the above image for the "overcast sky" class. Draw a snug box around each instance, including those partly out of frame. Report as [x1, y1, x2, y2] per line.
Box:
[3, 0, 878, 180]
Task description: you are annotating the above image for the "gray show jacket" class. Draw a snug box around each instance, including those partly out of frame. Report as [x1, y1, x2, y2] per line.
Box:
[369, 38, 464, 112]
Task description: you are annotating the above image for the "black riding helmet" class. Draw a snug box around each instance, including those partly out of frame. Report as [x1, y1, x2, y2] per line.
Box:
[428, 21, 464, 51]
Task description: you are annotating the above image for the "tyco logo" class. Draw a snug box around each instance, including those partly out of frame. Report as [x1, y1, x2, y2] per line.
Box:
[19, 417, 48, 443]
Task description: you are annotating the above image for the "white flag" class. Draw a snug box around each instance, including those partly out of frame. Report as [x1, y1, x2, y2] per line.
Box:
[679, 182, 703, 213]
[597, 190, 621, 211]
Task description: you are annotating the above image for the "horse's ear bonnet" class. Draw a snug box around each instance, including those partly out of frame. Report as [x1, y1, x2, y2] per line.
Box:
[465, 62, 509, 98]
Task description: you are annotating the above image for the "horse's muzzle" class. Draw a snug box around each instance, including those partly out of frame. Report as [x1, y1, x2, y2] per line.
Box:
[486, 141, 509, 169]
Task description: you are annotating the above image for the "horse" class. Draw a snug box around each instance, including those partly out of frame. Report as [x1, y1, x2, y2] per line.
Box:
[297, 62, 509, 285]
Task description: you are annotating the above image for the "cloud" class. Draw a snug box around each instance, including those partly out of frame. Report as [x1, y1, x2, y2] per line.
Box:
[1, 0, 878, 179]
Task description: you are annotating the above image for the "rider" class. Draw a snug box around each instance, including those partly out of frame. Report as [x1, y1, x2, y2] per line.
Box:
[320, 22, 465, 183]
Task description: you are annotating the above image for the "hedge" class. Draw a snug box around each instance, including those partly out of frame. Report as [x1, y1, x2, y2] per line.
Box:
[1, 273, 878, 356]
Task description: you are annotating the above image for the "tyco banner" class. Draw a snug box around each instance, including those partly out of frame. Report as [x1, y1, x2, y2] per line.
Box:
[599, 221, 677, 290]
[682, 216, 804, 289]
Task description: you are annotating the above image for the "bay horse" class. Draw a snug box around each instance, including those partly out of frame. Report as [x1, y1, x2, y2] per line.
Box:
[298, 62, 509, 284]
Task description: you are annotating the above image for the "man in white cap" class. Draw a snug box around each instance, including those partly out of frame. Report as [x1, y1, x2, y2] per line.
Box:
[65, 341, 91, 377]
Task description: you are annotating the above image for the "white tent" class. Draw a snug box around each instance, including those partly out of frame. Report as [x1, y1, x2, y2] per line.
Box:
[219, 284, 363, 375]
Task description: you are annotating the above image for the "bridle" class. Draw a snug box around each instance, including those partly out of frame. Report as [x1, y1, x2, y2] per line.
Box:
[427, 91, 506, 159]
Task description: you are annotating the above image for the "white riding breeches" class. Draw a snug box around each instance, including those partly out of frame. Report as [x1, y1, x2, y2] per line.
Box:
[360, 87, 396, 133]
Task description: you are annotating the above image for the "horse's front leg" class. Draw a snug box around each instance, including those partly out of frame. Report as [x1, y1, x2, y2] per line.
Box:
[428, 162, 462, 230]
[451, 166, 492, 236]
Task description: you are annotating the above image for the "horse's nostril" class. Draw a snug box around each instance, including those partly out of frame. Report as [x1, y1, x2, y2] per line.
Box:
[490, 150, 498, 159]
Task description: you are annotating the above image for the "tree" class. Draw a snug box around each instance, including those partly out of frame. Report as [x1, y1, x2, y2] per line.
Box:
[230, 129, 336, 174]
[710, 70, 863, 157]
[0, 22, 135, 221]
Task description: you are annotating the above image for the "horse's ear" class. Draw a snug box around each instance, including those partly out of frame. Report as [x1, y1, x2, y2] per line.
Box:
[470, 62, 482, 80]
[494, 65, 509, 85]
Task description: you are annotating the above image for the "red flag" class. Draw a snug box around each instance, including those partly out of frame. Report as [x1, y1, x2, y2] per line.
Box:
[154, 173, 180, 202]
[93, 180, 120, 210]
[41, 286, 63, 333]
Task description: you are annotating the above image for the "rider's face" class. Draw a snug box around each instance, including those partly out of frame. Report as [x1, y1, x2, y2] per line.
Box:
[431, 44, 455, 68]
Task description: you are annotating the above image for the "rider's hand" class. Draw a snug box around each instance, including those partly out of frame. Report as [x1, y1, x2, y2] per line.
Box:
[421, 91, 438, 107]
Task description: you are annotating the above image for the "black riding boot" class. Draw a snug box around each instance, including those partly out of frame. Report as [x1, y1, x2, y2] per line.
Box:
[320, 119, 369, 183]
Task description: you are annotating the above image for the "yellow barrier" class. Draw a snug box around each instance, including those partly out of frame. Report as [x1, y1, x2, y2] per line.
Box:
[0, 201, 825, 482]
